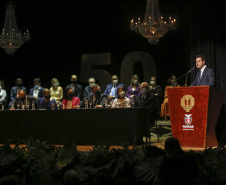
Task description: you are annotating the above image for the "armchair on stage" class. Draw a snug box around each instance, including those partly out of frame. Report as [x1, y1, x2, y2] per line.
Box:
[168, 86, 224, 148]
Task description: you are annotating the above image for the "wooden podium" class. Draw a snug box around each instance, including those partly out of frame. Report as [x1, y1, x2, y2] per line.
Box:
[168, 86, 224, 148]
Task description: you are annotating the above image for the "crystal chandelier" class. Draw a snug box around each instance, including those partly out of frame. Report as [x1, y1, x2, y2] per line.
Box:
[130, 0, 176, 45]
[0, 2, 31, 55]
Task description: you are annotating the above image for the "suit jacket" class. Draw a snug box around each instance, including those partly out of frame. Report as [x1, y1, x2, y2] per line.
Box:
[10, 86, 27, 102]
[14, 95, 36, 109]
[87, 93, 108, 108]
[149, 85, 163, 111]
[134, 92, 156, 121]
[103, 83, 124, 98]
[29, 87, 45, 99]
[190, 66, 215, 86]
[84, 86, 93, 101]
[66, 84, 83, 100]
[62, 96, 80, 109]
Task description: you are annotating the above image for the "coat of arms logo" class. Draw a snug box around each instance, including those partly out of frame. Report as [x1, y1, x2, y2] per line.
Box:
[181, 95, 195, 112]
[184, 114, 192, 125]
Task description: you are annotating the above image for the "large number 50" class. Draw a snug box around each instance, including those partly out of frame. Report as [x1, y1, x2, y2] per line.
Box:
[80, 51, 156, 89]
[120, 51, 156, 86]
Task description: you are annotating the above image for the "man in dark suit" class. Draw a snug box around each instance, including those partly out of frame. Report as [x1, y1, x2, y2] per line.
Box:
[12, 90, 36, 110]
[87, 84, 108, 108]
[190, 55, 215, 86]
[29, 78, 44, 100]
[104, 74, 124, 100]
[66, 75, 83, 100]
[8, 78, 27, 108]
[84, 77, 95, 101]
[134, 82, 156, 141]
[135, 82, 156, 119]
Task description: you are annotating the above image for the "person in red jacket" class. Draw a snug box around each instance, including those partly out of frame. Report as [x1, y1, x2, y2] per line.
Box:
[62, 87, 80, 109]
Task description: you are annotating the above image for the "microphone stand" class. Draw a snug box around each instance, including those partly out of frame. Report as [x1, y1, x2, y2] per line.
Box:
[176, 67, 195, 86]
[185, 73, 189, 87]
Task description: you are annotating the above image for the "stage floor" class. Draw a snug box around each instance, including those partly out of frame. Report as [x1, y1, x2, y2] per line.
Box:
[74, 143, 207, 152]
[2, 143, 207, 152]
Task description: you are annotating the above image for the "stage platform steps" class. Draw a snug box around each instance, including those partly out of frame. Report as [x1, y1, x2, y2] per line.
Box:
[148, 120, 172, 143]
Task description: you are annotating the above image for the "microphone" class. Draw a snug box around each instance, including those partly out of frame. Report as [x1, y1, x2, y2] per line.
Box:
[174, 66, 196, 87]
[187, 66, 195, 74]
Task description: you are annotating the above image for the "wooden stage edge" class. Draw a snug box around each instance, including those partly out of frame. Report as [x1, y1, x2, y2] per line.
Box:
[2, 143, 214, 152]
[76, 143, 215, 152]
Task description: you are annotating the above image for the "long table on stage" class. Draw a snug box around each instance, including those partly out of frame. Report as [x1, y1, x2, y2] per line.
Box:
[0, 108, 149, 145]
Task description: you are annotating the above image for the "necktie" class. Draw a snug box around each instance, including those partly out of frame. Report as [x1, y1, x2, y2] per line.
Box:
[198, 70, 201, 85]
[110, 86, 116, 96]
[142, 95, 145, 102]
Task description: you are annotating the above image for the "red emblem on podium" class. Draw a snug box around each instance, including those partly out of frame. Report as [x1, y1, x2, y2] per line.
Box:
[184, 114, 192, 125]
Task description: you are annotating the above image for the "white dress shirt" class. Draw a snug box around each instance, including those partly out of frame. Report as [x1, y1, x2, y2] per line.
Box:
[33, 86, 41, 98]
[200, 65, 206, 79]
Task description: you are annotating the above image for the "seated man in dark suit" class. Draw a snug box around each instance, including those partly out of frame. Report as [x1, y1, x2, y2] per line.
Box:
[66, 75, 83, 100]
[134, 82, 156, 119]
[87, 84, 108, 108]
[29, 78, 45, 100]
[11, 90, 36, 110]
[134, 82, 156, 140]
[8, 78, 27, 108]
[190, 55, 215, 86]
[84, 77, 95, 101]
[104, 74, 124, 100]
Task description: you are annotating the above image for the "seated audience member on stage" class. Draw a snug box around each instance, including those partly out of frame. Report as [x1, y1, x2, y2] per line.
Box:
[190, 55, 215, 86]
[87, 84, 107, 108]
[50, 78, 63, 104]
[0, 81, 7, 110]
[84, 77, 95, 101]
[134, 82, 156, 121]
[11, 90, 36, 110]
[160, 75, 179, 121]
[134, 82, 156, 140]
[29, 78, 44, 100]
[8, 78, 27, 108]
[66, 75, 83, 100]
[126, 74, 141, 102]
[61, 88, 80, 109]
[112, 86, 131, 108]
[149, 76, 162, 119]
[37, 88, 57, 110]
[104, 74, 124, 100]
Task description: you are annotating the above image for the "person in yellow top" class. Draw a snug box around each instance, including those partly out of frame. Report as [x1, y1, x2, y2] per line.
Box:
[50, 78, 63, 104]
[160, 75, 179, 121]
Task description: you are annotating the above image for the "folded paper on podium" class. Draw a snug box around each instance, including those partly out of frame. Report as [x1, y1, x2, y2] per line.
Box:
[168, 86, 224, 148]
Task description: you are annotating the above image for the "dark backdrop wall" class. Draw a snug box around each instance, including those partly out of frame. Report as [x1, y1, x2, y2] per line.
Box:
[0, 0, 225, 103]
[189, 0, 226, 104]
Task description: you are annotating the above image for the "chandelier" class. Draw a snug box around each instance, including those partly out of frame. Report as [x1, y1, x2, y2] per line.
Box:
[130, 0, 176, 45]
[0, 2, 31, 55]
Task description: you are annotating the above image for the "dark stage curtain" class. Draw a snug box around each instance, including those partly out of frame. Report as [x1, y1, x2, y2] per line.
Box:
[189, 0, 226, 103]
